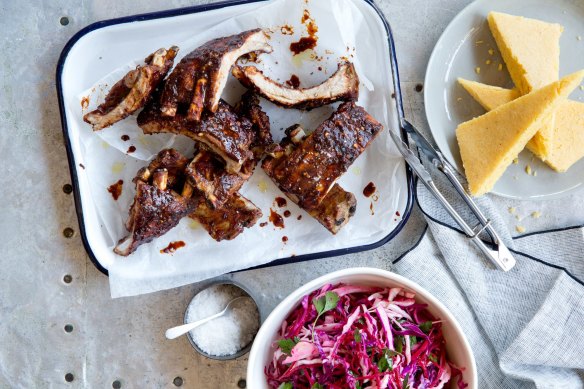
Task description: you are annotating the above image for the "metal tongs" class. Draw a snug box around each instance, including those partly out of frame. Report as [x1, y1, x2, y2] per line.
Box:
[389, 120, 516, 271]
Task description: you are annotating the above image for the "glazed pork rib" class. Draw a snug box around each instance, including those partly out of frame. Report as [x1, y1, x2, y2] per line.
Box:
[190, 193, 262, 241]
[84, 46, 178, 131]
[185, 149, 253, 209]
[263, 124, 357, 234]
[262, 102, 383, 211]
[232, 61, 359, 110]
[115, 149, 192, 256]
[138, 98, 255, 173]
[236, 91, 274, 158]
[160, 29, 272, 121]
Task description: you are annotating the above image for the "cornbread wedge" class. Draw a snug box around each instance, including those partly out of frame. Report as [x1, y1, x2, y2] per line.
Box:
[458, 79, 584, 172]
[487, 12, 563, 159]
[456, 70, 584, 196]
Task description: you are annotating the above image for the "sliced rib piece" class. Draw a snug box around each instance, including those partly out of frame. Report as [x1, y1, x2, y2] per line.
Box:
[190, 193, 262, 241]
[232, 61, 359, 110]
[185, 149, 253, 208]
[84, 46, 178, 131]
[263, 124, 357, 234]
[262, 102, 382, 211]
[160, 29, 272, 121]
[308, 184, 356, 234]
[115, 149, 192, 256]
[138, 98, 255, 173]
[236, 91, 274, 158]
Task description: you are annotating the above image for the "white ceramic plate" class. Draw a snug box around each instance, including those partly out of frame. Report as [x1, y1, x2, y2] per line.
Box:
[424, 0, 584, 200]
[247, 267, 478, 389]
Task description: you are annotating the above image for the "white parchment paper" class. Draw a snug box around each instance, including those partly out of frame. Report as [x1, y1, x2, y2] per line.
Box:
[73, 0, 408, 297]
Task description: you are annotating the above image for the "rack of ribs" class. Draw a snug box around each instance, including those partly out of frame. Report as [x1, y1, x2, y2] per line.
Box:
[84, 46, 178, 131]
[114, 149, 193, 256]
[138, 97, 255, 174]
[262, 102, 383, 212]
[263, 124, 357, 234]
[232, 61, 359, 110]
[160, 29, 272, 121]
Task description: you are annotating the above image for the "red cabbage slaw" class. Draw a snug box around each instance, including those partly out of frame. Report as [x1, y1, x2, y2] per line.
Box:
[265, 283, 467, 389]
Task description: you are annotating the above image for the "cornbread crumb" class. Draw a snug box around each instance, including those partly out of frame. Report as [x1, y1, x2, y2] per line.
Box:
[486, 59, 491, 65]
[508, 207, 516, 214]
[498, 63, 503, 71]
[475, 40, 484, 45]
[475, 67, 481, 74]
[457, 97, 463, 102]
[531, 211, 541, 219]
[488, 48, 495, 55]
[525, 165, 532, 175]
[513, 157, 519, 164]
[516, 225, 526, 233]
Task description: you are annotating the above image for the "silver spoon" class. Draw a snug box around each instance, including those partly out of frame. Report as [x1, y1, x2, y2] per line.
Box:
[165, 296, 249, 340]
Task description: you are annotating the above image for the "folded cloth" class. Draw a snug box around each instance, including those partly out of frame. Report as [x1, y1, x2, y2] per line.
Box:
[393, 159, 584, 388]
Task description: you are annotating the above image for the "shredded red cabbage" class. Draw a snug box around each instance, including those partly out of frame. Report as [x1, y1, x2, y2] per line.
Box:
[265, 283, 467, 389]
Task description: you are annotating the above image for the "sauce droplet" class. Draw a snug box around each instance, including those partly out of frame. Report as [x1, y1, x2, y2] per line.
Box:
[275, 197, 287, 208]
[297, 215, 302, 220]
[290, 37, 317, 55]
[121, 135, 130, 141]
[127, 145, 136, 153]
[107, 180, 123, 200]
[369, 202, 375, 215]
[395, 211, 401, 217]
[80, 96, 89, 110]
[269, 209, 285, 228]
[283, 210, 291, 218]
[285, 75, 300, 88]
[160, 241, 186, 254]
[282, 236, 288, 243]
[259, 222, 268, 228]
[363, 182, 376, 198]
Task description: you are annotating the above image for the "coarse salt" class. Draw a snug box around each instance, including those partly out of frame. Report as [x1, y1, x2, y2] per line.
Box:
[186, 284, 260, 357]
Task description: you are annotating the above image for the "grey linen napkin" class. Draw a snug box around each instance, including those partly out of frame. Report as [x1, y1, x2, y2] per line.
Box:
[392, 160, 584, 389]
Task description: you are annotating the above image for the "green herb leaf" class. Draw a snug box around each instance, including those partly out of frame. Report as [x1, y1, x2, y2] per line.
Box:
[409, 336, 418, 346]
[356, 382, 363, 389]
[377, 349, 394, 372]
[278, 338, 299, 355]
[402, 373, 410, 389]
[354, 328, 362, 343]
[324, 291, 339, 312]
[313, 295, 326, 315]
[311, 383, 324, 389]
[279, 383, 293, 389]
[428, 354, 438, 363]
[419, 321, 433, 334]
[395, 335, 404, 354]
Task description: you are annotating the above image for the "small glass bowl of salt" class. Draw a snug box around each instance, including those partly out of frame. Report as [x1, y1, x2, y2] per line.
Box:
[184, 281, 260, 360]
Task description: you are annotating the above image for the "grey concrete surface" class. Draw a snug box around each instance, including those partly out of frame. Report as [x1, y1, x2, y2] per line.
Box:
[2, 0, 582, 387]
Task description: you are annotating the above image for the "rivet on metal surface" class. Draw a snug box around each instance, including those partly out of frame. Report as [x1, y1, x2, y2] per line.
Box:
[63, 228, 75, 238]
[64, 324, 73, 333]
[237, 379, 246, 388]
[173, 377, 183, 387]
[62, 184, 73, 194]
[112, 380, 122, 389]
[63, 274, 73, 284]
[60, 17, 69, 26]
[415, 83, 424, 92]
[65, 373, 74, 382]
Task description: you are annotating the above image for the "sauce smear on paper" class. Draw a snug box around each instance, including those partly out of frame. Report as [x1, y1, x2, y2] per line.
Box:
[290, 9, 318, 55]
[275, 197, 287, 207]
[363, 182, 376, 197]
[127, 145, 136, 154]
[107, 180, 123, 200]
[160, 241, 186, 254]
[269, 209, 285, 228]
[285, 75, 301, 88]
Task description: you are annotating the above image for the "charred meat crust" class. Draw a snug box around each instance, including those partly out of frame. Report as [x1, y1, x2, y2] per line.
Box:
[84, 46, 178, 131]
[263, 124, 358, 234]
[185, 150, 253, 209]
[115, 149, 193, 256]
[236, 91, 274, 158]
[190, 193, 262, 241]
[262, 102, 383, 211]
[138, 98, 255, 173]
[232, 61, 359, 110]
[160, 29, 272, 121]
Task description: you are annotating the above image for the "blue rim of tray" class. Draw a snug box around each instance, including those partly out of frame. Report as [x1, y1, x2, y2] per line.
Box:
[55, 0, 415, 276]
